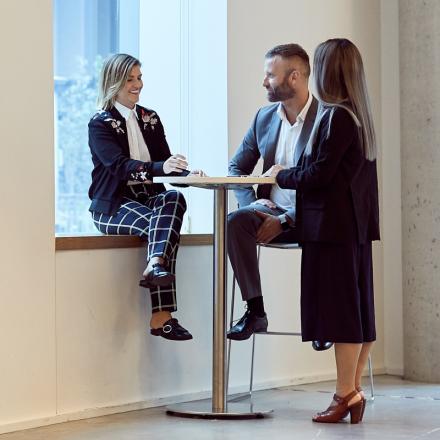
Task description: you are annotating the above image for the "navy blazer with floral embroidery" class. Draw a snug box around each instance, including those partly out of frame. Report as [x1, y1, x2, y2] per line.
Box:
[88, 104, 177, 215]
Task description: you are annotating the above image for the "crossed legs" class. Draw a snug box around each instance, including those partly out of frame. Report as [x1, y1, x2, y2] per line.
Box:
[92, 190, 186, 328]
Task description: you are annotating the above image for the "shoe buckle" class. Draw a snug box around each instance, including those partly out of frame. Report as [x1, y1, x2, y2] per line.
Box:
[163, 324, 173, 334]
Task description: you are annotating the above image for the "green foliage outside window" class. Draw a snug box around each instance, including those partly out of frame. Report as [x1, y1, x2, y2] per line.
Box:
[55, 57, 103, 234]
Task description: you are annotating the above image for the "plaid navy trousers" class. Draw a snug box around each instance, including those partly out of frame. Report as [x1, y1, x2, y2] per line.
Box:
[92, 189, 186, 312]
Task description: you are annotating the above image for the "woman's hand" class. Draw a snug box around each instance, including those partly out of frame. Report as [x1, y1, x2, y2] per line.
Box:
[262, 164, 285, 178]
[188, 169, 207, 177]
[163, 154, 188, 174]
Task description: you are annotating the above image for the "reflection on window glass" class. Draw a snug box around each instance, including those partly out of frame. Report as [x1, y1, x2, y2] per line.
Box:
[53, 0, 138, 234]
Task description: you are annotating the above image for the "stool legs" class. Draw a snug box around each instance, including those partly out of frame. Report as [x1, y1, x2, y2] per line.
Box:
[247, 246, 261, 397]
[226, 274, 252, 402]
[225, 276, 236, 398]
[249, 334, 256, 397]
[368, 354, 375, 400]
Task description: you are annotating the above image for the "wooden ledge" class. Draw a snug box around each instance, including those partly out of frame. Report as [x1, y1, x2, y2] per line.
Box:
[56, 234, 213, 251]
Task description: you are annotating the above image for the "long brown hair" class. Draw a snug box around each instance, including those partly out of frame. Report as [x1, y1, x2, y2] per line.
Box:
[306, 38, 377, 160]
[97, 54, 141, 111]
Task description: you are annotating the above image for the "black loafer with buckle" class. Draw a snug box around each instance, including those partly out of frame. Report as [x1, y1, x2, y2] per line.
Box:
[312, 341, 334, 351]
[150, 318, 193, 341]
[139, 263, 175, 288]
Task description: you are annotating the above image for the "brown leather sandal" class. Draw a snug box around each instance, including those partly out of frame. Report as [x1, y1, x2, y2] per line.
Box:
[312, 390, 363, 424]
[357, 386, 367, 421]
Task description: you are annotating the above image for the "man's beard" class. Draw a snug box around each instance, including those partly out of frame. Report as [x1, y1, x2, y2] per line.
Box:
[266, 82, 295, 102]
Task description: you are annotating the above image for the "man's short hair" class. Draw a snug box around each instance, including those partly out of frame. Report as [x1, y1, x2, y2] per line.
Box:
[265, 43, 310, 77]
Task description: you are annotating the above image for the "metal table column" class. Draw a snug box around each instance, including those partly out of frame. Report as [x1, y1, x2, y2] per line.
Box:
[212, 186, 227, 412]
[155, 177, 274, 419]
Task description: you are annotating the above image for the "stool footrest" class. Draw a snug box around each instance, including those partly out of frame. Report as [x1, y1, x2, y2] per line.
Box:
[258, 243, 301, 249]
[257, 331, 301, 336]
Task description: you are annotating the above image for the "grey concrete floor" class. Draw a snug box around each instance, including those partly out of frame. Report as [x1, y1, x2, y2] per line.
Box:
[2, 375, 440, 440]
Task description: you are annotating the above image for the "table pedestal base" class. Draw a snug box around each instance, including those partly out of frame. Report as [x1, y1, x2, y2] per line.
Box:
[166, 400, 273, 419]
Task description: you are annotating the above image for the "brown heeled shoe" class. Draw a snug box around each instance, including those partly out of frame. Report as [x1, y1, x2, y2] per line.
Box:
[313, 390, 363, 424]
[357, 386, 367, 421]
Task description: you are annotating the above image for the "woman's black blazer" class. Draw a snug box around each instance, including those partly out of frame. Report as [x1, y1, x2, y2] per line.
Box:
[276, 106, 380, 244]
[88, 105, 171, 215]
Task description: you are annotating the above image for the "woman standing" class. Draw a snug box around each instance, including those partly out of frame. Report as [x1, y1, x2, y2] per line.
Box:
[88, 53, 202, 341]
[266, 39, 380, 423]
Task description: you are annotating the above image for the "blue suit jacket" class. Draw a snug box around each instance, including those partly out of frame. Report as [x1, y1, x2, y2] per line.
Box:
[88, 105, 172, 215]
[228, 97, 318, 221]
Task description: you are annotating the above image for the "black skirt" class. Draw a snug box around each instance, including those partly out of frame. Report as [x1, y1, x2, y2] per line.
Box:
[300, 240, 376, 343]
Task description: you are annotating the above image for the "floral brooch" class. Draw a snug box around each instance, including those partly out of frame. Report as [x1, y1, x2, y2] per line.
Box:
[130, 170, 150, 182]
[104, 118, 125, 134]
[141, 109, 158, 131]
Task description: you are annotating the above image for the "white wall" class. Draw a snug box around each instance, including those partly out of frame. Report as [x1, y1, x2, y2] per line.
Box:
[0, 0, 57, 428]
[55, 247, 214, 414]
[0, 0, 401, 434]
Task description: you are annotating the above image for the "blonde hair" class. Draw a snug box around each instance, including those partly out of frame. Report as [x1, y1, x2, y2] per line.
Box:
[97, 53, 141, 111]
[306, 39, 377, 160]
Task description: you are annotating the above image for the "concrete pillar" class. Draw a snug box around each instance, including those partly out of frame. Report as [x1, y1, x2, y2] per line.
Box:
[400, 0, 440, 381]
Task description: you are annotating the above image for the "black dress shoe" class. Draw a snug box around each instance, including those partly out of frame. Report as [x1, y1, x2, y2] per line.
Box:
[150, 318, 193, 341]
[139, 263, 175, 288]
[312, 341, 334, 351]
[227, 310, 268, 341]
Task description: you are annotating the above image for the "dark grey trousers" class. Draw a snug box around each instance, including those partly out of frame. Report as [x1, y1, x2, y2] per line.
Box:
[227, 204, 299, 301]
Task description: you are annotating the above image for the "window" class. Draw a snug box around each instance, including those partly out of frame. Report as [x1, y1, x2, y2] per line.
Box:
[54, 0, 227, 235]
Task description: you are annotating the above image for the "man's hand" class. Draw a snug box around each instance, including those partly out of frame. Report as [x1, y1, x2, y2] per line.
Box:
[262, 164, 285, 178]
[255, 210, 282, 243]
[253, 198, 277, 209]
[163, 154, 188, 174]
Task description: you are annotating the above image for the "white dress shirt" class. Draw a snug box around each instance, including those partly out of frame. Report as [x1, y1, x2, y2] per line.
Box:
[114, 101, 151, 163]
[270, 93, 313, 210]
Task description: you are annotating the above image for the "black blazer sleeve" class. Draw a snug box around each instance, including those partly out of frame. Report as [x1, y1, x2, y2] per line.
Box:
[275, 107, 379, 244]
[276, 107, 357, 191]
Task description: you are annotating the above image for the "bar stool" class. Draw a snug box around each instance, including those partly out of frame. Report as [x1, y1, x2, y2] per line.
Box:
[226, 241, 375, 402]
